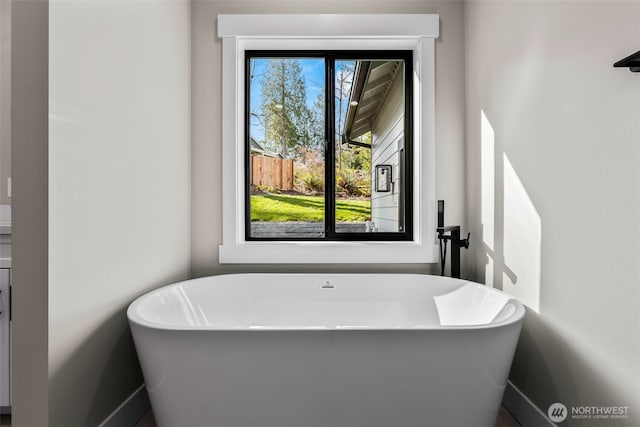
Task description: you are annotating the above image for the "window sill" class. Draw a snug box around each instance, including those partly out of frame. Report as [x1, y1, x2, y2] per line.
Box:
[219, 241, 438, 264]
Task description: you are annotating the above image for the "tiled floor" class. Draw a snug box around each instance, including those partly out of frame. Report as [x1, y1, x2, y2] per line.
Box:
[497, 406, 522, 427]
[134, 406, 522, 427]
[134, 410, 156, 427]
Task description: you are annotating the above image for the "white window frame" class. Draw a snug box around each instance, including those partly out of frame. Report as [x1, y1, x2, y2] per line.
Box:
[218, 14, 439, 264]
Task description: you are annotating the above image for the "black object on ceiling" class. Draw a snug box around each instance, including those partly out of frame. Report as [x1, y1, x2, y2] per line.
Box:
[614, 50, 640, 72]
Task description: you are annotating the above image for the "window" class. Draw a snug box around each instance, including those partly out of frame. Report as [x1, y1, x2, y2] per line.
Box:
[217, 14, 439, 264]
[246, 51, 413, 241]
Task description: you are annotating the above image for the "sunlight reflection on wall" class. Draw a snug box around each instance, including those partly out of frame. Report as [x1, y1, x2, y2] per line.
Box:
[480, 111, 495, 288]
[503, 154, 541, 313]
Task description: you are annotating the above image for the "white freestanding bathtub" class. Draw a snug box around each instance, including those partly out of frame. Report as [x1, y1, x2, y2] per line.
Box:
[128, 274, 524, 427]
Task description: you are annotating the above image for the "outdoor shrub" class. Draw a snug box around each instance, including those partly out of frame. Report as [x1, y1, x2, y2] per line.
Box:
[296, 172, 324, 193]
[255, 184, 279, 194]
[294, 149, 325, 194]
[336, 168, 371, 196]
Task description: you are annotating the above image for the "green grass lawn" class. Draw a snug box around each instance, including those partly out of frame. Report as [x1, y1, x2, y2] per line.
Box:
[251, 194, 370, 222]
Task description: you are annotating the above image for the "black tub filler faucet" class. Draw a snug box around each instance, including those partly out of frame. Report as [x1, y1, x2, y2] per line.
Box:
[437, 200, 470, 279]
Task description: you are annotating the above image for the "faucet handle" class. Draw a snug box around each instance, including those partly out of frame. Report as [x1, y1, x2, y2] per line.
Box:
[461, 232, 471, 249]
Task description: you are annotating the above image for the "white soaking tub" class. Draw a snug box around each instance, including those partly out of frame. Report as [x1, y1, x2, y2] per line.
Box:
[128, 274, 524, 427]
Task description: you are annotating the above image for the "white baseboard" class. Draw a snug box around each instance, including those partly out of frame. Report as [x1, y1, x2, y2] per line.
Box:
[503, 380, 555, 427]
[98, 384, 150, 427]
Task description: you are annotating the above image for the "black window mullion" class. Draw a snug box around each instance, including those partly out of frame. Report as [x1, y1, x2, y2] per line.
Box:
[403, 55, 414, 237]
[244, 53, 252, 241]
[325, 55, 336, 238]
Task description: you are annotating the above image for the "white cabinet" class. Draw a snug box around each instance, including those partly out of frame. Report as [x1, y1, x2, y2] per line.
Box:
[0, 205, 11, 412]
[0, 268, 9, 409]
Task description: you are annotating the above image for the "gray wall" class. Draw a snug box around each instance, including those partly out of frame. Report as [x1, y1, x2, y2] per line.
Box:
[47, 1, 191, 426]
[0, 0, 10, 205]
[465, 1, 640, 425]
[11, 0, 49, 426]
[191, 0, 467, 276]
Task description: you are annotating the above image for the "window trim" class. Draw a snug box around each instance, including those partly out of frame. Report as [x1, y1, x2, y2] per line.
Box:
[244, 50, 414, 242]
[218, 14, 439, 264]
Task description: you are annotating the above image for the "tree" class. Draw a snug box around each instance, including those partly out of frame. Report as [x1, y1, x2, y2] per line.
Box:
[309, 90, 326, 158]
[259, 59, 322, 159]
[335, 61, 355, 170]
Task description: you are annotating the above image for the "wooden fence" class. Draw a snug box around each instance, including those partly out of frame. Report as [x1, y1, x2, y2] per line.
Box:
[251, 155, 294, 190]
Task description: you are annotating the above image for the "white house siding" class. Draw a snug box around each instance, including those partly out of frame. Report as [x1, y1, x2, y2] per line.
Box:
[371, 69, 404, 232]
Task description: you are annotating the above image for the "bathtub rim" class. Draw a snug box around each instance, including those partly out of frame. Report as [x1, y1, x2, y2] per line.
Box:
[127, 273, 525, 332]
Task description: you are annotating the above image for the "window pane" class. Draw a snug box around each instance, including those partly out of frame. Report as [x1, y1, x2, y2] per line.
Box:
[248, 57, 326, 239]
[336, 59, 406, 233]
